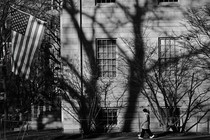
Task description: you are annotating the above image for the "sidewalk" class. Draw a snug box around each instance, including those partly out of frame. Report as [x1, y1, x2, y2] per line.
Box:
[2, 130, 210, 140]
[78, 135, 210, 140]
[52, 132, 210, 140]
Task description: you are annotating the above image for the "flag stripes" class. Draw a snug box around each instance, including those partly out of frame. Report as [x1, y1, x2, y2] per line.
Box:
[11, 8, 45, 79]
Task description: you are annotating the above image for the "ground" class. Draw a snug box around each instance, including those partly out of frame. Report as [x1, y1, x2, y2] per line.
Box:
[2, 130, 210, 140]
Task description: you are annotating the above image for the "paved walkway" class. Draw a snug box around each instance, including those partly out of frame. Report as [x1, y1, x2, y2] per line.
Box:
[52, 133, 210, 140]
[80, 135, 210, 140]
[2, 131, 210, 140]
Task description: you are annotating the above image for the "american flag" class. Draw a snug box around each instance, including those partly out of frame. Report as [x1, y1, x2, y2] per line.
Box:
[11, 8, 45, 79]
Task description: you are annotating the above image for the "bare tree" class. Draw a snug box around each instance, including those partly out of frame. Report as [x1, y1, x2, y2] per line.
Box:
[142, 55, 210, 132]
[181, 4, 210, 75]
[61, 0, 200, 133]
[0, 0, 62, 131]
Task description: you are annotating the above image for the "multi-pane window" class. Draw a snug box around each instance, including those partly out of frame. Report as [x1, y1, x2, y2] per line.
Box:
[39, 105, 44, 114]
[97, 39, 117, 78]
[160, 107, 180, 128]
[32, 105, 52, 119]
[1, 42, 11, 62]
[33, 105, 38, 118]
[46, 105, 51, 112]
[102, 108, 117, 125]
[96, 0, 115, 4]
[158, 0, 178, 3]
[158, 37, 181, 76]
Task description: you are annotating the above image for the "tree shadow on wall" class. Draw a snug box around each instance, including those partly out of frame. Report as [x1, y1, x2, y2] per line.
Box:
[61, 0, 192, 134]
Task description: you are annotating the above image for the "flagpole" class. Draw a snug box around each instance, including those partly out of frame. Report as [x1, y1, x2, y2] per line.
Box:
[80, 0, 83, 96]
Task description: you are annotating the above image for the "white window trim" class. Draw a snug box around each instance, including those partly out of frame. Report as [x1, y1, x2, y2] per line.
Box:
[96, 38, 118, 79]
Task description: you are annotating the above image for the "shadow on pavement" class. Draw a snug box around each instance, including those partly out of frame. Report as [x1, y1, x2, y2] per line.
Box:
[52, 134, 82, 140]
[52, 132, 126, 140]
[51, 131, 210, 140]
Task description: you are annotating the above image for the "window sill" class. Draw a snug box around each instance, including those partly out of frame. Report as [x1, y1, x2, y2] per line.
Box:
[95, 3, 117, 8]
[158, 2, 180, 7]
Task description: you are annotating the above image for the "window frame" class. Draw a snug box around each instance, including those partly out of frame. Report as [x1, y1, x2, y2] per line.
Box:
[158, 37, 180, 76]
[95, 0, 116, 5]
[158, 0, 178, 3]
[101, 108, 118, 125]
[33, 105, 38, 119]
[158, 0, 179, 6]
[96, 38, 117, 78]
[160, 107, 180, 127]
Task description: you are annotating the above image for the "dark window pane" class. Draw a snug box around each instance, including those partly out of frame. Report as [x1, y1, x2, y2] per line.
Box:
[97, 0, 115, 3]
[100, 108, 118, 125]
[159, 0, 178, 2]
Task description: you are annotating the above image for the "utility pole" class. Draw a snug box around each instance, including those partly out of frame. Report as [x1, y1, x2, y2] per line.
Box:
[79, 0, 84, 134]
[80, 0, 83, 96]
